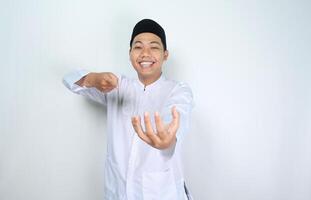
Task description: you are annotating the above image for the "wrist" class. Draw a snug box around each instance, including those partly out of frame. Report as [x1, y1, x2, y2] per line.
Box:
[84, 72, 97, 87]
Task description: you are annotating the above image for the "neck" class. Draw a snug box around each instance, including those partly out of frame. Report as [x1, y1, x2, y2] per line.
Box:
[138, 73, 162, 86]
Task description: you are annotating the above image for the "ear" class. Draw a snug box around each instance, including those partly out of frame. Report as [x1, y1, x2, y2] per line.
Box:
[164, 50, 169, 60]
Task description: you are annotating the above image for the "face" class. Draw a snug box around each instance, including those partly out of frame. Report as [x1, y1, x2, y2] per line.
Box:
[130, 32, 169, 85]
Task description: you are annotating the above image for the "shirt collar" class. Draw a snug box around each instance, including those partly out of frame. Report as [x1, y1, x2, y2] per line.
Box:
[136, 74, 165, 91]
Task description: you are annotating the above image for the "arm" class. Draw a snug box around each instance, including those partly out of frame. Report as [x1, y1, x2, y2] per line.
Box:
[75, 72, 118, 93]
[62, 69, 119, 105]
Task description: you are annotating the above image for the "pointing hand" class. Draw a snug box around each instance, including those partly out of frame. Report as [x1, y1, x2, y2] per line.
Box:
[84, 72, 118, 93]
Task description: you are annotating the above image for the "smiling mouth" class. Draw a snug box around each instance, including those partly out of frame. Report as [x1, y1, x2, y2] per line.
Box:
[139, 61, 155, 68]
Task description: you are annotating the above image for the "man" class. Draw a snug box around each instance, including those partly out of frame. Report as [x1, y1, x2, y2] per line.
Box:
[63, 19, 193, 200]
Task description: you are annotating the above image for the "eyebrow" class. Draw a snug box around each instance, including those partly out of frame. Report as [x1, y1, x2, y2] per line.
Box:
[133, 41, 161, 45]
[134, 41, 143, 45]
[150, 41, 161, 45]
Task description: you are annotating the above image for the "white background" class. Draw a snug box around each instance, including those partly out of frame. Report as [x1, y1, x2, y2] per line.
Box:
[1, 0, 310, 199]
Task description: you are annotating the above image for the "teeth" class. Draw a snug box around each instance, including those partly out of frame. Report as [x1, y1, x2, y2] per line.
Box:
[140, 61, 153, 68]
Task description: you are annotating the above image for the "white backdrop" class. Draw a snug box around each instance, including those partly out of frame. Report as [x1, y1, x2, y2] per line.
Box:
[1, 0, 310, 200]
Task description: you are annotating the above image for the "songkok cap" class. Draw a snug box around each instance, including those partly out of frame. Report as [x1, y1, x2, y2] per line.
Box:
[130, 19, 167, 50]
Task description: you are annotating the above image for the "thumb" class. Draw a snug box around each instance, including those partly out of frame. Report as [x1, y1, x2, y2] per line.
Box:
[168, 106, 180, 132]
[171, 106, 179, 120]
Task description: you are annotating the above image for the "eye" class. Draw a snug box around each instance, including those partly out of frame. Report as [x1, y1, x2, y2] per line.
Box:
[151, 46, 160, 50]
[133, 46, 142, 50]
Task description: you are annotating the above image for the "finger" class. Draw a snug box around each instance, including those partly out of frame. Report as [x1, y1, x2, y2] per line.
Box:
[172, 106, 180, 122]
[100, 74, 117, 90]
[131, 116, 152, 144]
[161, 122, 176, 146]
[144, 112, 162, 146]
[144, 112, 154, 134]
[107, 73, 118, 88]
[101, 79, 113, 88]
[100, 74, 119, 92]
[154, 112, 165, 138]
[145, 131, 162, 148]
[168, 106, 180, 133]
[101, 85, 116, 93]
[111, 74, 118, 88]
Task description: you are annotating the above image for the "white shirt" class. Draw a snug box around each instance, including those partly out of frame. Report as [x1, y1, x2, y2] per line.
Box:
[63, 69, 193, 200]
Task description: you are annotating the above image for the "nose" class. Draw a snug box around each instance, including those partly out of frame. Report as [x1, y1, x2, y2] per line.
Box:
[140, 47, 151, 57]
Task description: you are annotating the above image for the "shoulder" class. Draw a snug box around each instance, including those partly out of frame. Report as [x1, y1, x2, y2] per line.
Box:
[162, 78, 193, 105]
[164, 78, 193, 96]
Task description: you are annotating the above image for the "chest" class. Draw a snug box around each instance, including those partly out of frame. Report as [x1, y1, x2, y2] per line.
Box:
[120, 83, 174, 116]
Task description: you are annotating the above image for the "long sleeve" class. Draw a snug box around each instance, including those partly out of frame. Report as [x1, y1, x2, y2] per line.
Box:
[161, 82, 194, 148]
[62, 69, 108, 105]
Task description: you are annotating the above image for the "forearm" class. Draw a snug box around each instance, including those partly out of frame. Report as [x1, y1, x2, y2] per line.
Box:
[74, 72, 98, 87]
[74, 72, 118, 92]
[63, 70, 109, 104]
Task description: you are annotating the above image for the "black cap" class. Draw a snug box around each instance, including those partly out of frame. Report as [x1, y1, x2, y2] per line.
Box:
[130, 19, 167, 50]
